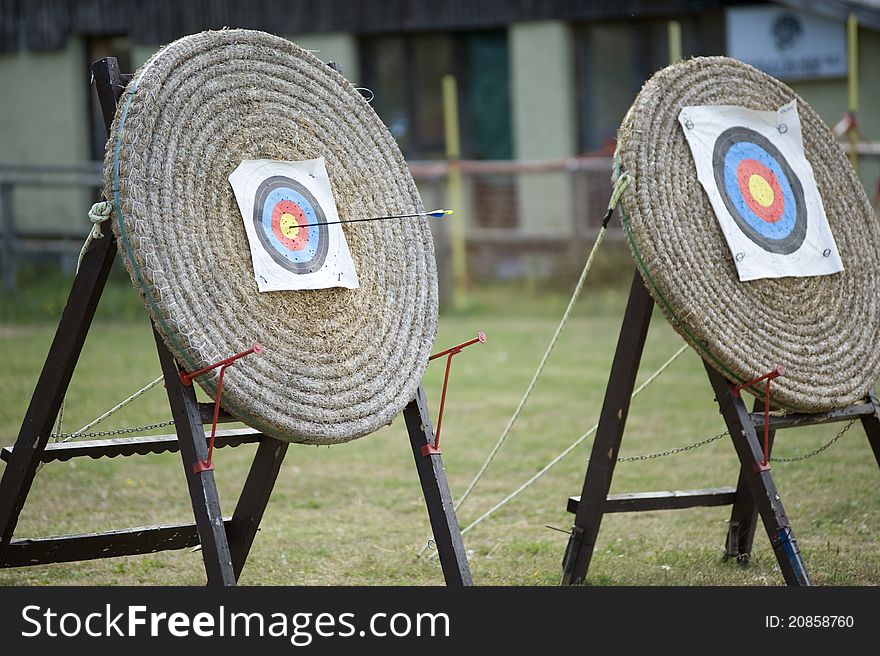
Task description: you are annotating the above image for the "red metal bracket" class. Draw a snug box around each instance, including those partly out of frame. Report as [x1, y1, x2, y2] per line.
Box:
[180, 343, 263, 473]
[421, 332, 487, 457]
[730, 365, 784, 472]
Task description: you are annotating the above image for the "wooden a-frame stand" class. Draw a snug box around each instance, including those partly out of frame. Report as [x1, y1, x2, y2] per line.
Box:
[561, 271, 880, 586]
[0, 58, 472, 586]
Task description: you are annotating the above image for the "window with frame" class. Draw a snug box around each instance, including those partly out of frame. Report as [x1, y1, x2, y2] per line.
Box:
[574, 13, 726, 154]
[360, 30, 512, 161]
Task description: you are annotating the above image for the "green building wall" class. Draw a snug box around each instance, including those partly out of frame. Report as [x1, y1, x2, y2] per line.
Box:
[789, 25, 880, 200]
[287, 32, 360, 83]
[0, 19, 876, 241]
[510, 21, 577, 235]
[0, 37, 92, 234]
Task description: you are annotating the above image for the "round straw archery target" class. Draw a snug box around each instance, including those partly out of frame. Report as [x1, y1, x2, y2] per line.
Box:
[713, 127, 806, 254]
[615, 56, 880, 412]
[254, 176, 329, 273]
[105, 30, 438, 444]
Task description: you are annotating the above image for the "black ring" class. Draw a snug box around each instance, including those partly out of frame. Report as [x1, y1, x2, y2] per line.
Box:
[712, 127, 807, 255]
[252, 176, 329, 273]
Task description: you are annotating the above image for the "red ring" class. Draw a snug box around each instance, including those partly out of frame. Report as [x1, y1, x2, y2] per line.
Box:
[736, 159, 784, 224]
[271, 200, 309, 250]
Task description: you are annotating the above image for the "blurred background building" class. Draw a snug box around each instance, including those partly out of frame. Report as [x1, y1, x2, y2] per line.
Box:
[1, 0, 878, 294]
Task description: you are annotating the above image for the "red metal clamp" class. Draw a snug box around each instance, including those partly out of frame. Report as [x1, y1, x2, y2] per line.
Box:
[422, 332, 487, 457]
[730, 365, 784, 472]
[181, 343, 263, 473]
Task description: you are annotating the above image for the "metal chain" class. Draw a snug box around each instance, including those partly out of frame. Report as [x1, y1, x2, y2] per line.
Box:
[615, 418, 856, 464]
[50, 420, 175, 441]
[617, 429, 729, 462]
[769, 419, 855, 462]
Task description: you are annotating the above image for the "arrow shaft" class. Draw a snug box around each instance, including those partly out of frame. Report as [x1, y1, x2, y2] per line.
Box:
[286, 210, 450, 229]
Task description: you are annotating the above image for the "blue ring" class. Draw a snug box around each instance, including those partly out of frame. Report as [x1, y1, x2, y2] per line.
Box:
[251, 176, 329, 273]
[712, 127, 807, 255]
[723, 142, 797, 240]
[261, 188, 321, 264]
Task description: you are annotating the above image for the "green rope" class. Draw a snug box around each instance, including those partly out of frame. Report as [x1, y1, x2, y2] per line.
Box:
[606, 172, 631, 223]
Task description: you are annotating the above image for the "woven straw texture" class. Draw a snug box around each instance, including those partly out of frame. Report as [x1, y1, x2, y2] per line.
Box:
[105, 30, 438, 444]
[616, 56, 880, 412]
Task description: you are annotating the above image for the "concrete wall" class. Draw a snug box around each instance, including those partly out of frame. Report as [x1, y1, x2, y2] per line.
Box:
[789, 26, 880, 201]
[0, 33, 362, 238]
[287, 32, 361, 84]
[131, 44, 157, 69]
[0, 37, 92, 233]
[510, 21, 577, 234]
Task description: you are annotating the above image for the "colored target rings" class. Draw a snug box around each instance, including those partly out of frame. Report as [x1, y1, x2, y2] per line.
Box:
[712, 127, 806, 254]
[252, 175, 329, 273]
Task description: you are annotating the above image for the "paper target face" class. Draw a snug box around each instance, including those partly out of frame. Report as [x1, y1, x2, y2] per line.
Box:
[229, 158, 359, 292]
[254, 176, 329, 273]
[712, 127, 806, 255]
[679, 100, 843, 281]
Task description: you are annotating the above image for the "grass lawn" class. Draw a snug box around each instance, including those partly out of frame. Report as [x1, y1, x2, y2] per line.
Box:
[1, 270, 878, 586]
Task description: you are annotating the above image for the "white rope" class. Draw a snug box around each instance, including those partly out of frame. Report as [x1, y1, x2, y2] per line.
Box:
[417, 173, 631, 557]
[456, 233, 606, 501]
[454, 173, 631, 512]
[423, 343, 688, 556]
[76, 201, 113, 273]
[52, 375, 164, 444]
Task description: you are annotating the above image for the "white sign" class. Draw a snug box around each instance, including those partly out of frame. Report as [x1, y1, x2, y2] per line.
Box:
[726, 6, 846, 80]
[229, 158, 359, 292]
[678, 100, 843, 282]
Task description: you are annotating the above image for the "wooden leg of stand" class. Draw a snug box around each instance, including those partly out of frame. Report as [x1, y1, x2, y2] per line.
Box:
[705, 364, 811, 586]
[0, 232, 118, 561]
[228, 437, 288, 581]
[404, 386, 472, 586]
[725, 399, 777, 563]
[0, 59, 127, 559]
[155, 331, 236, 586]
[861, 391, 880, 469]
[561, 271, 654, 585]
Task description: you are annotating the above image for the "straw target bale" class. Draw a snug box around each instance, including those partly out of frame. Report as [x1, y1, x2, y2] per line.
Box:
[616, 56, 880, 411]
[105, 29, 437, 443]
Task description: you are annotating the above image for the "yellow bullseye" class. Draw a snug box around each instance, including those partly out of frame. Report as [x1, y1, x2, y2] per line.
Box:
[279, 212, 300, 239]
[748, 174, 774, 208]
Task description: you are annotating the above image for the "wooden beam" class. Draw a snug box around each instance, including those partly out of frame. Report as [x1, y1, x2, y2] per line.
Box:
[0, 428, 264, 464]
[0, 58, 125, 562]
[705, 363, 812, 586]
[567, 487, 737, 515]
[861, 390, 880, 469]
[750, 402, 875, 431]
[2, 519, 231, 568]
[562, 271, 654, 585]
[228, 438, 288, 581]
[404, 387, 472, 586]
[198, 403, 236, 425]
[726, 399, 776, 562]
[155, 331, 237, 586]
